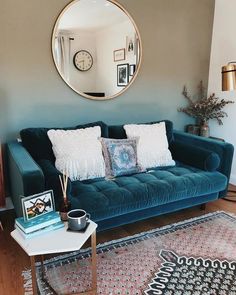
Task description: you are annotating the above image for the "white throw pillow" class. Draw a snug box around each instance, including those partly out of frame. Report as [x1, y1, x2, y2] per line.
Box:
[47, 126, 105, 181]
[124, 122, 175, 169]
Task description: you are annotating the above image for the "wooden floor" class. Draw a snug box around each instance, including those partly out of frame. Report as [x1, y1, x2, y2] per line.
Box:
[1, 188, 236, 294]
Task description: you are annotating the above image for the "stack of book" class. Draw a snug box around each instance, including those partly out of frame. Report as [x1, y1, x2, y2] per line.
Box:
[15, 211, 64, 239]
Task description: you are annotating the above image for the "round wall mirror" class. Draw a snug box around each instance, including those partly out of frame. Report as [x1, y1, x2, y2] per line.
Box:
[52, 0, 142, 100]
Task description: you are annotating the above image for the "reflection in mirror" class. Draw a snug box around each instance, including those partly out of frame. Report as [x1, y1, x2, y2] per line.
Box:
[52, 0, 142, 100]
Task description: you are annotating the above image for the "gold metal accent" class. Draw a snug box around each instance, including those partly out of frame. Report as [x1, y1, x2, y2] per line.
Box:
[222, 63, 236, 91]
[32, 230, 97, 295]
[30, 256, 37, 295]
[91, 231, 97, 293]
[51, 0, 142, 101]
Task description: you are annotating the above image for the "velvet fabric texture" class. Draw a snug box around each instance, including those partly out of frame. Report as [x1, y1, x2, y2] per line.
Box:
[7, 142, 45, 216]
[170, 141, 220, 172]
[173, 131, 234, 197]
[69, 163, 227, 221]
[96, 192, 219, 231]
[8, 120, 234, 231]
[20, 121, 108, 162]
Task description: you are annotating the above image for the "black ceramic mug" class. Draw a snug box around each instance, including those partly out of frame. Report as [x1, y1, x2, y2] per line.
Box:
[67, 209, 90, 231]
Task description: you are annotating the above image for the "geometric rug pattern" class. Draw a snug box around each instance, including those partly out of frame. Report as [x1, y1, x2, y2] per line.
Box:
[145, 249, 236, 295]
[22, 211, 236, 295]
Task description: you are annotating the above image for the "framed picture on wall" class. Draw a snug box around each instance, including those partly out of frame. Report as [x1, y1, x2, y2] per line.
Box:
[114, 48, 125, 62]
[126, 34, 136, 55]
[117, 64, 129, 87]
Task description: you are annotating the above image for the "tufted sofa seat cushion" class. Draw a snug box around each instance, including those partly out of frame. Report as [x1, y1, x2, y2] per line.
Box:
[69, 162, 227, 221]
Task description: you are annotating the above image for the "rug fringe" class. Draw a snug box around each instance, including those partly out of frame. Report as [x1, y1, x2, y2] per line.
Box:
[22, 269, 33, 295]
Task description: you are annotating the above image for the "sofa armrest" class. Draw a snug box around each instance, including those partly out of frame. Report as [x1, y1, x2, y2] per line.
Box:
[37, 159, 72, 210]
[170, 141, 220, 172]
[172, 131, 234, 197]
[7, 141, 45, 217]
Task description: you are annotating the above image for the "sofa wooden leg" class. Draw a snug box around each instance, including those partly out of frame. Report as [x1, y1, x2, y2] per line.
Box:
[200, 204, 206, 211]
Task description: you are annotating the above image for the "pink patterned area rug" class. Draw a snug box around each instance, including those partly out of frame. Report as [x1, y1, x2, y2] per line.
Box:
[22, 211, 236, 295]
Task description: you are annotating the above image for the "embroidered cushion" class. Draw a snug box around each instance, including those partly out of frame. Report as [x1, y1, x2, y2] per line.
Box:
[47, 126, 105, 181]
[100, 138, 140, 177]
[124, 122, 175, 170]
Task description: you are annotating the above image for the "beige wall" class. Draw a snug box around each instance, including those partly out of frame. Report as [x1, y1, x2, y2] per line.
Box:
[208, 0, 236, 184]
[0, 0, 215, 143]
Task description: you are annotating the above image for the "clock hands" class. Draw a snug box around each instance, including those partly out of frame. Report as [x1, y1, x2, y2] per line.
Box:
[77, 60, 85, 69]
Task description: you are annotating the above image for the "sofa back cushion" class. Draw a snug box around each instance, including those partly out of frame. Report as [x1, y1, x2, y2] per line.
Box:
[108, 120, 174, 143]
[20, 121, 108, 162]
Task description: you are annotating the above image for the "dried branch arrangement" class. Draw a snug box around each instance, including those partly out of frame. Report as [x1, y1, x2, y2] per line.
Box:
[178, 81, 234, 125]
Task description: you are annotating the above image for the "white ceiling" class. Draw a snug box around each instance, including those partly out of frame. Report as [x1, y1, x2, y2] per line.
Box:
[58, 0, 130, 32]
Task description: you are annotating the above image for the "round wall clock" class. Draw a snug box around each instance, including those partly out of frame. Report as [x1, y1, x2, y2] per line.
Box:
[73, 50, 93, 71]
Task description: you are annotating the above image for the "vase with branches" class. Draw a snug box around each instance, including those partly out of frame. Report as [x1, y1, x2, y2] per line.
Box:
[59, 172, 71, 221]
[178, 81, 234, 137]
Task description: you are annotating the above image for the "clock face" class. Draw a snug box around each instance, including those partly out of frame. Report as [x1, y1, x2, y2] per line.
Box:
[73, 50, 93, 71]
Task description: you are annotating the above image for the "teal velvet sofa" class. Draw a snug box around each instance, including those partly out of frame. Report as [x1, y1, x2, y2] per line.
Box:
[7, 120, 234, 231]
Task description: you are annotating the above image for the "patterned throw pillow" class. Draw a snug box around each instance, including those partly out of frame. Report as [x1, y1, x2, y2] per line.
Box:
[100, 138, 141, 178]
[124, 122, 175, 170]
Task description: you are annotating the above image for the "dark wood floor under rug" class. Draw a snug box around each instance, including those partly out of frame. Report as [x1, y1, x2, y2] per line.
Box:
[1, 185, 236, 294]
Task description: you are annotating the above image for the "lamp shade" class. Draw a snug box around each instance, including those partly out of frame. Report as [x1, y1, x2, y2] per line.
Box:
[222, 64, 236, 91]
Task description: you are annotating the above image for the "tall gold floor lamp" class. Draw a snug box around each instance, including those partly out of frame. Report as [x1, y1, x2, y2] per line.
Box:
[222, 62, 236, 201]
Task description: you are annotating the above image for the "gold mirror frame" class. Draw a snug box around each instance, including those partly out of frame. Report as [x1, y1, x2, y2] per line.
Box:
[51, 0, 142, 101]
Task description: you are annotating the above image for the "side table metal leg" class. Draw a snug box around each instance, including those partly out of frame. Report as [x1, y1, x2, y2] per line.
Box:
[30, 256, 37, 295]
[40, 255, 45, 280]
[91, 231, 97, 294]
[0, 221, 3, 231]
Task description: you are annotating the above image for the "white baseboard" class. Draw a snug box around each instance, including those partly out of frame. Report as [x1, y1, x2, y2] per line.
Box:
[230, 174, 236, 186]
[0, 197, 14, 211]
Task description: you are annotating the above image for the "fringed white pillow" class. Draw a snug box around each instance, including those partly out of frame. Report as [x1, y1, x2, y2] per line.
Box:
[124, 122, 175, 170]
[47, 126, 105, 181]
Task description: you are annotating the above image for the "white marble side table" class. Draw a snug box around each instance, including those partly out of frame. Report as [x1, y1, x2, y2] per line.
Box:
[11, 220, 97, 295]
